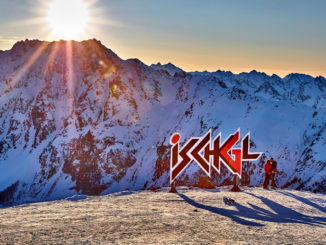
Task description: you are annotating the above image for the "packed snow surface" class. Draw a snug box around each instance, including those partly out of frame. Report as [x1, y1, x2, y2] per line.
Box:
[0, 187, 325, 244]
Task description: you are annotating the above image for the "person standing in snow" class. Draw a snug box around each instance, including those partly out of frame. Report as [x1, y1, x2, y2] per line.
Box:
[263, 158, 273, 189]
[271, 160, 278, 188]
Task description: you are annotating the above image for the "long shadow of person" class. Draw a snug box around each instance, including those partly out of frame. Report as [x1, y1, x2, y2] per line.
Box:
[177, 193, 264, 226]
[178, 192, 326, 227]
[275, 190, 326, 214]
[245, 192, 326, 227]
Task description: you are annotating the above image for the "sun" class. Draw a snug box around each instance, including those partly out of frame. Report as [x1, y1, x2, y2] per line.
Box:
[46, 0, 89, 39]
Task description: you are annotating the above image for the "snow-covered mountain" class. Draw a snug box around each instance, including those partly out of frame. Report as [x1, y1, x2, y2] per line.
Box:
[0, 39, 325, 206]
[150, 62, 184, 76]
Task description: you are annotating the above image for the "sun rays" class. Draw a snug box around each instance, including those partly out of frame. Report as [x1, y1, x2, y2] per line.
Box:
[44, 41, 60, 74]
[0, 40, 49, 101]
[0, 0, 113, 100]
[0, 0, 132, 126]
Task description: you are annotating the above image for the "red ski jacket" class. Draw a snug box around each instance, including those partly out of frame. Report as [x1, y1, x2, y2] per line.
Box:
[264, 162, 272, 174]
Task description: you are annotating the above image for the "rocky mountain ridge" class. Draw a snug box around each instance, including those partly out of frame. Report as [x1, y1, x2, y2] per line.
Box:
[0, 39, 325, 206]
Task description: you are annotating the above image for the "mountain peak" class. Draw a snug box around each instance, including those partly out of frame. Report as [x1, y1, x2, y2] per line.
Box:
[9, 39, 117, 58]
[283, 73, 315, 83]
[150, 62, 184, 76]
[1, 38, 326, 206]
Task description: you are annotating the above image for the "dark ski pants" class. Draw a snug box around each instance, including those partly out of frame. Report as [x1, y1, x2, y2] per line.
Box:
[263, 173, 271, 188]
[271, 173, 277, 187]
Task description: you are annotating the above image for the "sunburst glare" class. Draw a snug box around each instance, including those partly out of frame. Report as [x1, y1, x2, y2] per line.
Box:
[46, 0, 89, 40]
[10, 0, 119, 43]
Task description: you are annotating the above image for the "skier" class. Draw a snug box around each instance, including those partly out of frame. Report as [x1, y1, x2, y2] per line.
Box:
[263, 158, 273, 189]
[271, 160, 278, 188]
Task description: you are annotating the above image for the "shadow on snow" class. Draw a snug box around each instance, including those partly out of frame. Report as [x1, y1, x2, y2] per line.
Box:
[276, 190, 326, 214]
[177, 192, 326, 227]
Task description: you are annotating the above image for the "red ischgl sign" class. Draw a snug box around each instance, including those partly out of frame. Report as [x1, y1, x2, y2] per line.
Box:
[170, 129, 262, 183]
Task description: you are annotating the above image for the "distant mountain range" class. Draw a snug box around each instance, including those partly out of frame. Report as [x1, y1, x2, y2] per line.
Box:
[0, 39, 325, 206]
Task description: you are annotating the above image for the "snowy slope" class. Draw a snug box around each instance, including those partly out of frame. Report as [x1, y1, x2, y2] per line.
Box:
[0, 39, 326, 205]
[0, 187, 325, 244]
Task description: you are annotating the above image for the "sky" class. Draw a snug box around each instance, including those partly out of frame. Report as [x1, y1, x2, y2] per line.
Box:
[0, 0, 325, 78]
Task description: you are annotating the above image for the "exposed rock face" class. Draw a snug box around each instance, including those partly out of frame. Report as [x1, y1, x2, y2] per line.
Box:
[0, 39, 325, 205]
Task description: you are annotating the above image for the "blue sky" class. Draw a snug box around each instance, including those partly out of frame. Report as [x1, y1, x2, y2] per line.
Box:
[0, 0, 325, 77]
